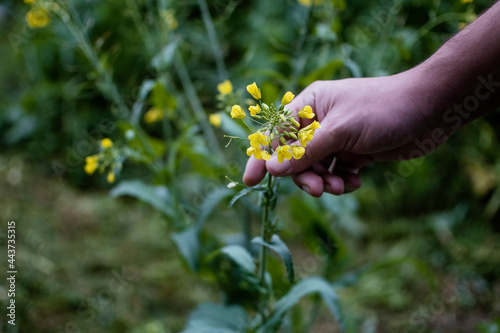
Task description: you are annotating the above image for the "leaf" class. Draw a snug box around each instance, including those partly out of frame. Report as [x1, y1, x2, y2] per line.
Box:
[229, 186, 265, 208]
[219, 112, 247, 139]
[252, 234, 295, 283]
[218, 245, 256, 273]
[171, 226, 200, 271]
[196, 187, 233, 227]
[109, 180, 175, 219]
[299, 60, 344, 86]
[130, 79, 155, 125]
[258, 277, 344, 332]
[181, 302, 248, 333]
[151, 38, 179, 71]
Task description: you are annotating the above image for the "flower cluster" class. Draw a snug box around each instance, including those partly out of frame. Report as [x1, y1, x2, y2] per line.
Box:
[84, 138, 122, 183]
[231, 82, 320, 163]
[23, 0, 51, 29]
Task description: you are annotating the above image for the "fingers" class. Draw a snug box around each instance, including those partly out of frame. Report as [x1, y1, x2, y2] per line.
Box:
[291, 162, 363, 197]
[243, 156, 267, 186]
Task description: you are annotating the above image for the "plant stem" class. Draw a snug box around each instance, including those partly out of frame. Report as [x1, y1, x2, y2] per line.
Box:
[174, 55, 225, 162]
[259, 174, 274, 288]
[197, 0, 228, 81]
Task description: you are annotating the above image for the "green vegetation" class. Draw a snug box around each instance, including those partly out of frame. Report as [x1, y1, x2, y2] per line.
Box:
[1, 0, 500, 332]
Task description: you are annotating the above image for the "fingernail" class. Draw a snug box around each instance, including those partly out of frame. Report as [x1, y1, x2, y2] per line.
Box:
[268, 157, 290, 175]
[301, 184, 311, 195]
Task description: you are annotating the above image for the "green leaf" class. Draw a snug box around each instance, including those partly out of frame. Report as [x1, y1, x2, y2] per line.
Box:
[219, 112, 247, 139]
[229, 186, 265, 208]
[196, 187, 233, 226]
[181, 302, 248, 333]
[171, 226, 200, 271]
[151, 38, 179, 71]
[258, 277, 344, 332]
[252, 234, 295, 283]
[130, 79, 155, 125]
[109, 180, 175, 219]
[299, 60, 344, 87]
[218, 245, 256, 273]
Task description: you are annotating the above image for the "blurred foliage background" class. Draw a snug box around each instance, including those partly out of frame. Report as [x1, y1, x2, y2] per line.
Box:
[1, 0, 500, 332]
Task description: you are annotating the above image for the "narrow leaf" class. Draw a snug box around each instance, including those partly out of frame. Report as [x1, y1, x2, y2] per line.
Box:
[228, 186, 265, 208]
[252, 234, 295, 283]
[219, 245, 256, 273]
[171, 226, 199, 271]
[258, 277, 344, 332]
[110, 180, 175, 218]
[196, 187, 233, 226]
[181, 302, 248, 333]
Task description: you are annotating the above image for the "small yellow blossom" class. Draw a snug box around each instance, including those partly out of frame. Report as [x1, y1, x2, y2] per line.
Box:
[23, 0, 35, 3]
[297, 0, 322, 6]
[217, 80, 233, 95]
[26, 8, 50, 28]
[275, 145, 292, 163]
[209, 113, 222, 127]
[291, 145, 305, 159]
[161, 10, 178, 30]
[298, 121, 321, 146]
[298, 105, 314, 119]
[303, 120, 321, 131]
[230, 105, 246, 119]
[246, 82, 261, 100]
[144, 108, 163, 124]
[107, 170, 115, 183]
[248, 132, 268, 148]
[247, 146, 271, 161]
[248, 104, 261, 117]
[100, 138, 113, 149]
[84, 155, 99, 175]
[281, 91, 295, 105]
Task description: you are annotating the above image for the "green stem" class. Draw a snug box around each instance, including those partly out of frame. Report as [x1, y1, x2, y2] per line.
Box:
[259, 174, 274, 288]
[61, 2, 129, 117]
[197, 0, 229, 81]
[290, 3, 313, 91]
[174, 55, 225, 161]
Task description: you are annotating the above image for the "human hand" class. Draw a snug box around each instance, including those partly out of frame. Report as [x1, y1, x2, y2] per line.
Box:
[243, 70, 452, 197]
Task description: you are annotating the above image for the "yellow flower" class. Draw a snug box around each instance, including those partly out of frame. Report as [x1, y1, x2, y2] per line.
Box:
[100, 138, 113, 149]
[23, 0, 35, 3]
[26, 8, 50, 28]
[297, 0, 322, 6]
[303, 120, 321, 131]
[248, 131, 268, 148]
[298, 121, 320, 147]
[275, 145, 292, 163]
[230, 105, 246, 119]
[291, 145, 305, 159]
[209, 113, 221, 127]
[248, 104, 261, 117]
[107, 170, 115, 183]
[144, 107, 163, 124]
[281, 91, 295, 105]
[298, 130, 314, 147]
[217, 80, 233, 95]
[298, 105, 314, 119]
[84, 155, 99, 175]
[246, 82, 261, 100]
[161, 9, 178, 30]
[247, 146, 271, 161]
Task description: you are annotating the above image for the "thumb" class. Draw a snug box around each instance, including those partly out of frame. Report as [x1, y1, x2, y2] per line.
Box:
[266, 123, 337, 176]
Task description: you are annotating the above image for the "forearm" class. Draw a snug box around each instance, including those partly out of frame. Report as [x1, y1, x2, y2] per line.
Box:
[411, 0, 500, 128]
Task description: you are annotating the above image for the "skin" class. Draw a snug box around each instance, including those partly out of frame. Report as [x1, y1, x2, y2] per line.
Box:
[243, 1, 500, 197]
